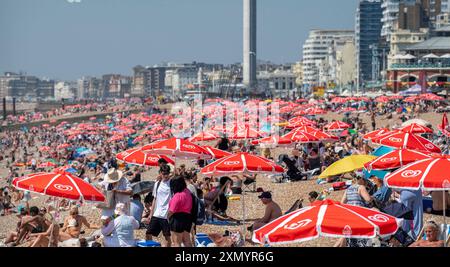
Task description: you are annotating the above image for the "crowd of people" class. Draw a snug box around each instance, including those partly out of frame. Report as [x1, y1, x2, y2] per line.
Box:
[0, 95, 449, 247]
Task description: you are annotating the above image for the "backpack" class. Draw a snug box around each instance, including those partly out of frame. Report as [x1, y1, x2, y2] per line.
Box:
[190, 193, 206, 226]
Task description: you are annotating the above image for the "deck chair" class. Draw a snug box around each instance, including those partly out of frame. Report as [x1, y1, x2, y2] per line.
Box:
[284, 199, 303, 215]
[243, 175, 257, 192]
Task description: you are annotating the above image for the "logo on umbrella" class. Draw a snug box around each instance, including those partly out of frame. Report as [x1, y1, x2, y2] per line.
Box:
[342, 225, 352, 236]
[182, 144, 196, 149]
[401, 170, 422, 178]
[283, 219, 312, 230]
[368, 214, 389, 223]
[380, 157, 397, 163]
[443, 180, 450, 189]
[54, 184, 73, 191]
[389, 137, 402, 143]
[224, 161, 240, 166]
[424, 143, 435, 149]
[148, 157, 158, 162]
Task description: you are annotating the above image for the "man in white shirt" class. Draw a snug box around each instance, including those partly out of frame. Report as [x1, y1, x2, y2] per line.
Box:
[145, 165, 172, 247]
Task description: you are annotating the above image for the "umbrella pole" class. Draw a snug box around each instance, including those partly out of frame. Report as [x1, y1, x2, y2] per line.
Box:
[242, 191, 246, 247]
[444, 190, 447, 247]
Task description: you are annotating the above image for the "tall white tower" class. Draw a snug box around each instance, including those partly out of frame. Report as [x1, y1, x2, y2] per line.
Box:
[243, 0, 257, 91]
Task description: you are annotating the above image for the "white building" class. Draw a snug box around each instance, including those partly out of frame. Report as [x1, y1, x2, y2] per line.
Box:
[302, 30, 354, 86]
[257, 69, 296, 98]
[170, 66, 198, 95]
[54, 81, 76, 101]
[443, 0, 450, 13]
[381, 0, 416, 42]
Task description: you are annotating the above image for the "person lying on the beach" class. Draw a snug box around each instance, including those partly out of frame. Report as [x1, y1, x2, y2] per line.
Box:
[409, 221, 445, 247]
[59, 206, 99, 241]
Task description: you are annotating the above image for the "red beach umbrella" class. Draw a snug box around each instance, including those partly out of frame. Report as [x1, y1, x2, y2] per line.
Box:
[400, 123, 433, 134]
[362, 128, 390, 141]
[373, 131, 441, 153]
[201, 152, 284, 176]
[324, 121, 351, 131]
[116, 148, 174, 166]
[364, 149, 432, 171]
[189, 131, 219, 142]
[201, 146, 233, 159]
[252, 199, 402, 245]
[12, 171, 105, 202]
[141, 138, 212, 160]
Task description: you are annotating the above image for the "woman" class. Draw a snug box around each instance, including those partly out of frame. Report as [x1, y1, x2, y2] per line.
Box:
[336, 174, 373, 247]
[409, 221, 445, 247]
[369, 176, 392, 210]
[168, 177, 193, 247]
[59, 206, 99, 241]
[28, 213, 60, 247]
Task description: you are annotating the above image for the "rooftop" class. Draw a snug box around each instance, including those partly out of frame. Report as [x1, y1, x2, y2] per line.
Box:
[406, 37, 450, 51]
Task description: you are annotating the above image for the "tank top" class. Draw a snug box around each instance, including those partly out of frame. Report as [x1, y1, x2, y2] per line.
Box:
[346, 185, 366, 207]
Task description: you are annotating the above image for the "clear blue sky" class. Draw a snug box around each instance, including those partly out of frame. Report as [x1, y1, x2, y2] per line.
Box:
[0, 0, 359, 80]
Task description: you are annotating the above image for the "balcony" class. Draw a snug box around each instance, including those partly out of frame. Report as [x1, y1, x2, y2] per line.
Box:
[390, 62, 450, 70]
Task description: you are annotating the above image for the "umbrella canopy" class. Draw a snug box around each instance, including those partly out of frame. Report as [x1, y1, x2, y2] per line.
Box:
[373, 131, 441, 153]
[201, 152, 284, 176]
[423, 53, 439, 59]
[252, 199, 402, 245]
[189, 131, 219, 142]
[385, 155, 450, 191]
[319, 155, 377, 178]
[400, 123, 433, 134]
[293, 126, 339, 142]
[12, 171, 105, 202]
[364, 149, 432, 171]
[280, 129, 320, 144]
[324, 121, 351, 131]
[362, 128, 390, 141]
[141, 138, 212, 160]
[201, 146, 233, 159]
[116, 148, 174, 166]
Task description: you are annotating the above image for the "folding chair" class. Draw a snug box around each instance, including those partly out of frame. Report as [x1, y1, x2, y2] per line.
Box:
[243, 175, 257, 192]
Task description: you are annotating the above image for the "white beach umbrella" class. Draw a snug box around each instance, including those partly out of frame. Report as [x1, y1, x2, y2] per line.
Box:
[423, 53, 439, 59]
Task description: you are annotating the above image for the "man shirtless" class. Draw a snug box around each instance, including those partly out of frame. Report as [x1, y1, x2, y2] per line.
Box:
[59, 206, 99, 241]
[250, 192, 282, 231]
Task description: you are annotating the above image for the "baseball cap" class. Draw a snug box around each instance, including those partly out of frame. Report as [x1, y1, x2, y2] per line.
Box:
[258, 191, 272, 199]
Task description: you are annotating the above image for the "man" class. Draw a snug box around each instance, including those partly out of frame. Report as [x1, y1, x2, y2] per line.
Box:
[146, 165, 172, 247]
[249, 192, 282, 231]
[100, 168, 133, 216]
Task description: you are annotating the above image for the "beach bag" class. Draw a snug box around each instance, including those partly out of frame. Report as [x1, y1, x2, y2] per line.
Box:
[191, 193, 206, 226]
[332, 182, 348, 191]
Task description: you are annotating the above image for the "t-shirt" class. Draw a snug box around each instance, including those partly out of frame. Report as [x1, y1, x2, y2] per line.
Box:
[130, 199, 144, 223]
[169, 189, 192, 214]
[152, 180, 172, 219]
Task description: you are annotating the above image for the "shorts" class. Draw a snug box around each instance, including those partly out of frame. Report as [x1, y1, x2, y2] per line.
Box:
[146, 217, 171, 237]
[169, 213, 192, 233]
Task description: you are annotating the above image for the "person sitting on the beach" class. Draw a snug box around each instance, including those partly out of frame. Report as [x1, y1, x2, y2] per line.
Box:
[409, 221, 445, 247]
[249, 192, 282, 231]
[308, 191, 319, 205]
[11, 206, 48, 246]
[204, 177, 235, 220]
[101, 203, 140, 247]
[27, 213, 60, 247]
[59, 206, 99, 241]
[4, 205, 28, 245]
[130, 194, 144, 224]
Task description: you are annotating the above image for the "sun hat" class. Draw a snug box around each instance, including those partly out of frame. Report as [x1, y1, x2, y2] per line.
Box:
[103, 168, 124, 184]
